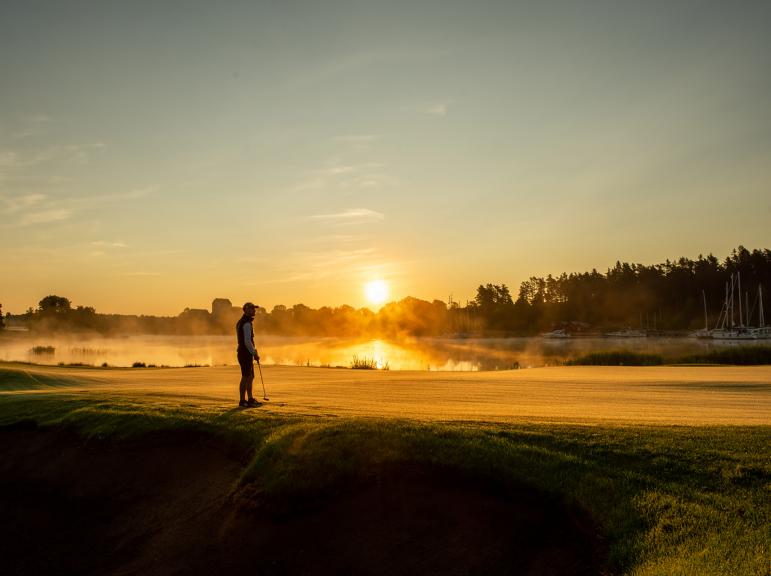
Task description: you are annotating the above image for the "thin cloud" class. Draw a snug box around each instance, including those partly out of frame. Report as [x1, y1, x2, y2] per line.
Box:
[0, 193, 48, 214]
[91, 240, 127, 248]
[332, 134, 382, 144]
[293, 162, 391, 193]
[315, 234, 361, 243]
[278, 247, 379, 282]
[321, 165, 356, 176]
[309, 208, 385, 224]
[0, 141, 105, 182]
[122, 185, 155, 199]
[11, 114, 52, 140]
[428, 103, 449, 116]
[69, 185, 157, 205]
[19, 208, 72, 226]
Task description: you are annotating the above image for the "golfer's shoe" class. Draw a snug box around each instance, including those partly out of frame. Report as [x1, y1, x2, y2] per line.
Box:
[247, 398, 261, 407]
[239, 400, 249, 407]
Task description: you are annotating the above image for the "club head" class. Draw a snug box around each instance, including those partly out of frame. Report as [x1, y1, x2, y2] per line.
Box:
[263, 396, 270, 401]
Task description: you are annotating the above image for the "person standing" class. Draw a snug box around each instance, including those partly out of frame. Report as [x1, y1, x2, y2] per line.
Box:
[236, 302, 261, 407]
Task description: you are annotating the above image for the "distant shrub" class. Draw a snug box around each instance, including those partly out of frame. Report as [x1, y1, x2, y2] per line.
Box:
[679, 346, 771, 365]
[351, 355, 389, 370]
[566, 351, 663, 366]
[71, 347, 107, 355]
[101, 362, 109, 367]
[31, 346, 55, 355]
[132, 362, 146, 368]
[566, 346, 771, 366]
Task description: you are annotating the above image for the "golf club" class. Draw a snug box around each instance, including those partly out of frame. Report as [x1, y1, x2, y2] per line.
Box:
[257, 360, 269, 401]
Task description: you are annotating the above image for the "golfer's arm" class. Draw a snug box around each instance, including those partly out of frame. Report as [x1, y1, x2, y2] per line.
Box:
[243, 323, 258, 357]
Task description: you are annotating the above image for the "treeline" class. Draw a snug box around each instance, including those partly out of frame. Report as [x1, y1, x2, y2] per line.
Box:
[473, 246, 771, 333]
[6, 246, 770, 336]
[6, 295, 473, 337]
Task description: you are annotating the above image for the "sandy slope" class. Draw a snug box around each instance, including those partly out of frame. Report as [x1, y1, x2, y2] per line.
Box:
[3, 363, 770, 425]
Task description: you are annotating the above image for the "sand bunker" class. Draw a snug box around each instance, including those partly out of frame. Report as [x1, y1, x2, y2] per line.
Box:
[0, 424, 607, 576]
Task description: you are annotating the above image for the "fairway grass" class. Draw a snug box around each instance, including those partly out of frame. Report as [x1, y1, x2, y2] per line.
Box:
[1, 363, 770, 575]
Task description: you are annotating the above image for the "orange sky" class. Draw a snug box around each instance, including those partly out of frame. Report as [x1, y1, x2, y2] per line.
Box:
[2, 2, 770, 315]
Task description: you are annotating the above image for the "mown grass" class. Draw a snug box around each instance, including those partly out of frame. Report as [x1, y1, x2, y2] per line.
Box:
[567, 345, 771, 366]
[0, 369, 769, 575]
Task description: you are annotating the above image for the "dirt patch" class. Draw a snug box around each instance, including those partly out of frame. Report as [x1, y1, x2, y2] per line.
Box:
[0, 424, 609, 575]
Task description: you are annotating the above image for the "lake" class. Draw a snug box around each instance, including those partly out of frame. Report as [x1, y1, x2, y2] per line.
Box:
[0, 333, 762, 370]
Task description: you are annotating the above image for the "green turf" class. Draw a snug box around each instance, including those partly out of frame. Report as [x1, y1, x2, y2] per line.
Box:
[1, 375, 769, 575]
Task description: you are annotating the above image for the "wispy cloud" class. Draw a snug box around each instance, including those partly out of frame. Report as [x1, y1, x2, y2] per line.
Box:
[91, 240, 127, 248]
[0, 141, 105, 184]
[293, 161, 392, 193]
[332, 134, 382, 144]
[276, 247, 379, 282]
[315, 234, 361, 243]
[428, 102, 449, 116]
[321, 164, 356, 176]
[19, 208, 71, 226]
[426, 100, 453, 117]
[69, 185, 157, 206]
[0, 193, 48, 214]
[115, 271, 162, 277]
[11, 114, 53, 140]
[308, 208, 385, 224]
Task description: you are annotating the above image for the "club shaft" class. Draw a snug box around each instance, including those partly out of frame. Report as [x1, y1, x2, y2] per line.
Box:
[257, 361, 268, 399]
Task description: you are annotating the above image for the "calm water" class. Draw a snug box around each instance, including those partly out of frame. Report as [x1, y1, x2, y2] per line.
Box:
[0, 333, 761, 370]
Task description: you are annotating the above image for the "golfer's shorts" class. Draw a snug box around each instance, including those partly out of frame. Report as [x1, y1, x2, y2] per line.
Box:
[237, 351, 254, 378]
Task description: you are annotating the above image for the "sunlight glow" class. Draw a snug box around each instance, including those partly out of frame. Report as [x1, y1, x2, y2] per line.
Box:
[365, 280, 389, 306]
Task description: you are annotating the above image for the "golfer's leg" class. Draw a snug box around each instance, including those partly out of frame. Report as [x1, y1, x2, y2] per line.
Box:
[241, 376, 251, 402]
[247, 373, 255, 400]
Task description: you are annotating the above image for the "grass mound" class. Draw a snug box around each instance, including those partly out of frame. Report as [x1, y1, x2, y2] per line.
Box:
[0, 424, 605, 576]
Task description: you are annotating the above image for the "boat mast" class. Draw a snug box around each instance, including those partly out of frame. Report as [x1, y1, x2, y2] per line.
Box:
[729, 275, 734, 328]
[719, 280, 728, 330]
[746, 291, 750, 327]
[738, 272, 743, 328]
[761, 285, 765, 328]
[702, 290, 708, 331]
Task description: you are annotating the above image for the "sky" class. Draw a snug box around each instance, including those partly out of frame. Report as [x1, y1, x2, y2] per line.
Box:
[2, 0, 770, 315]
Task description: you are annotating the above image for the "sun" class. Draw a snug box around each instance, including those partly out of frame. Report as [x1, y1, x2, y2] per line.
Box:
[364, 280, 389, 306]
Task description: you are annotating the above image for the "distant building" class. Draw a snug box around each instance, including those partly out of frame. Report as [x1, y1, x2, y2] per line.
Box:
[180, 308, 210, 322]
[211, 298, 233, 317]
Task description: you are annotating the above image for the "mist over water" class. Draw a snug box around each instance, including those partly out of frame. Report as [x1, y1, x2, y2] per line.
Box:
[0, 333, 761, 370]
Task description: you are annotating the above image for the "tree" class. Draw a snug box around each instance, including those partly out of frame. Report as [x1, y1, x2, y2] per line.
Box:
[38, 295, 72, 314]
[0, 303, 4, 330]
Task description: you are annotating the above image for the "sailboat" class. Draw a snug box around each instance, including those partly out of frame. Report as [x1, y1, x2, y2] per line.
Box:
[706, 273, 770, 340]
